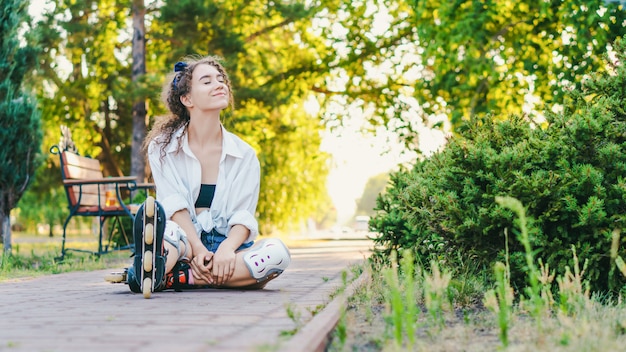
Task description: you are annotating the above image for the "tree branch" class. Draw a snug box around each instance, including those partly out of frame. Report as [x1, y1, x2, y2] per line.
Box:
[310, 86, 340, 95]
[246, 18, 296, 43]
[262, 25, 415, 88]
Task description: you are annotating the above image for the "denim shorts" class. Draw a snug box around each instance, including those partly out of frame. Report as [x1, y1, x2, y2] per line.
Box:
[200, 228, 254, 253]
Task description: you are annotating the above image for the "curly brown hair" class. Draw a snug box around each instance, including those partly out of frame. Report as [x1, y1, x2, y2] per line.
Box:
[143, 55, 234, 160]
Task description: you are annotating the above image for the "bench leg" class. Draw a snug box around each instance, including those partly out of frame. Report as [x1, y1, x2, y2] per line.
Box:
[59, 215, 73, 260]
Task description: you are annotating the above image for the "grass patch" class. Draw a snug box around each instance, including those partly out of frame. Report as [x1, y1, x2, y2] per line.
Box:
[0, 233, 131, 282]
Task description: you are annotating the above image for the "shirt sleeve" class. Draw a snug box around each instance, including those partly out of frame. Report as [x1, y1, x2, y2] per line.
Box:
[148, 141, 190, 219]
[226, 149, 261, 242]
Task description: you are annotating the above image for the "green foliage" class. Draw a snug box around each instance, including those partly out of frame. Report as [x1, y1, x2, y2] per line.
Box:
[371, 40, 626, 293]
[411, 0, 626, 127]
[1, 0, 37, 89]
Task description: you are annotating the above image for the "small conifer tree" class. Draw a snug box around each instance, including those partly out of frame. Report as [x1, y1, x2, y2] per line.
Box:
[0, 0, 42, 252]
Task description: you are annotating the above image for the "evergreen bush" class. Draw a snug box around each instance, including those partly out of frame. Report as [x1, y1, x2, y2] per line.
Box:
[371, 40, 626, 293]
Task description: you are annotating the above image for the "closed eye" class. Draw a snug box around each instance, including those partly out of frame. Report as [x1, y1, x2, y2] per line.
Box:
[199, 74, 225, 84]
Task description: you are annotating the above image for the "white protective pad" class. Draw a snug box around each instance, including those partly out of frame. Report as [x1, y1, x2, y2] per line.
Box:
[243, 238, 291, 281]
[163, 220, 190, 261]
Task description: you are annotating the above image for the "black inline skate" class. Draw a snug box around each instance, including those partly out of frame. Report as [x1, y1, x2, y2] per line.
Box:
[127, 196, 167, 298]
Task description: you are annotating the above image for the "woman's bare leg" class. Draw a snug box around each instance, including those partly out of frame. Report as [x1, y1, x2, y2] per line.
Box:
[164, 241, 179, 273]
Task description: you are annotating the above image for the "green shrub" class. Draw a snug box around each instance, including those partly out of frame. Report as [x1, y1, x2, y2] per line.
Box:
[371, 40, 626, 293]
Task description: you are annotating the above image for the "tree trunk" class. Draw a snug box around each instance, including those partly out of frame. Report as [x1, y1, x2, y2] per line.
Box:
[1, 211, 11, 253]
[100, 96, 123, 177]
[131, 0, 147, 182]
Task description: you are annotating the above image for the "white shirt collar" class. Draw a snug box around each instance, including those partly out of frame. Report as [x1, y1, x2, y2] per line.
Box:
[164, 124, 244, 159]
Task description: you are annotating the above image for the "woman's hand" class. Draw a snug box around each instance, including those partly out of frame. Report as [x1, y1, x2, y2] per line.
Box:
[190, 246, 214, 284]
[212, 246, 237, 286]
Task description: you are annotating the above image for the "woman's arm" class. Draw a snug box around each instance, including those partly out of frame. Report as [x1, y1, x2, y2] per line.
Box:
[212, 224, 249, 285]
[171, 209, 215, 284]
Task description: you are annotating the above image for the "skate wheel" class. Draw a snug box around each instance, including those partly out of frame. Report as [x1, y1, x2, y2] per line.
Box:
[142, 277, 152, 299]
[145, 196, 155, 218]
[145, 223, 154, 245]
[105, 272, 125, 283]
[143, 251, 153, 272]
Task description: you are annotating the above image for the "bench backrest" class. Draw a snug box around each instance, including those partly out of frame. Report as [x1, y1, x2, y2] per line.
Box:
[61, 151, 107, 207]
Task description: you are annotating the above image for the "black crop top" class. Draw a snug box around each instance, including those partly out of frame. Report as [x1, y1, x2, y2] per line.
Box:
[195, 184, 216, 208]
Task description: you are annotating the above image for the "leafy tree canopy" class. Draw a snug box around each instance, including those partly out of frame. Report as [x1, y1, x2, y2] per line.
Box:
[318, 0, 626, 148]
[22, 0, 337, 234]
[17, 0, 626, 234]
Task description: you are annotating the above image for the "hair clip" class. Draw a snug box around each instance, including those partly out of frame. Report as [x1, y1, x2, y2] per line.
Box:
[172, 62, 188, 89]
[174, 61, 187, 72]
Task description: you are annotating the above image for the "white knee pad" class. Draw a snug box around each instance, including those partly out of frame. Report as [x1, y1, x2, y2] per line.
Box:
[243, 238, 291, 282]
[163, 220, 190, 262]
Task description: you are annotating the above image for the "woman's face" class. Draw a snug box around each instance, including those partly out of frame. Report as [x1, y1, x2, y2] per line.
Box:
[183, 63, 230, 113]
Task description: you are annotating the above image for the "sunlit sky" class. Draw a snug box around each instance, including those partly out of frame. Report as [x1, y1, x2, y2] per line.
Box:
[323, 127, 401, 223]
[322, 119, 446, 225]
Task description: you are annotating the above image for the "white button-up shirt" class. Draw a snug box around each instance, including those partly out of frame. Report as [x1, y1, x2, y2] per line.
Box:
[147, 124, 260, 243]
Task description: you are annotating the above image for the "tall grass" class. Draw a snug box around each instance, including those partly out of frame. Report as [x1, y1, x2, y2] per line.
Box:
[484, 261, 513, 347]
[331, 196, 626, 351]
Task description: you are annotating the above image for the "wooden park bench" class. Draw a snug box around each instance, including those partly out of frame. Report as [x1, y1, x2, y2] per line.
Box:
[50, 126, 154, 258]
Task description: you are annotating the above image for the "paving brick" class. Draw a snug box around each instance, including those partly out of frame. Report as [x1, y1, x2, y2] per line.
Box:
[0, 239, 371, 352]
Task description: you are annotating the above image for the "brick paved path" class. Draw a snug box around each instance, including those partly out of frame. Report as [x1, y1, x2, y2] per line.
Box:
[0, 239, 371, 352]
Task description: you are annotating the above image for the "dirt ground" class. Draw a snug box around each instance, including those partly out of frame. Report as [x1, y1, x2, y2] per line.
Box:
[328, 303, 506, 352]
